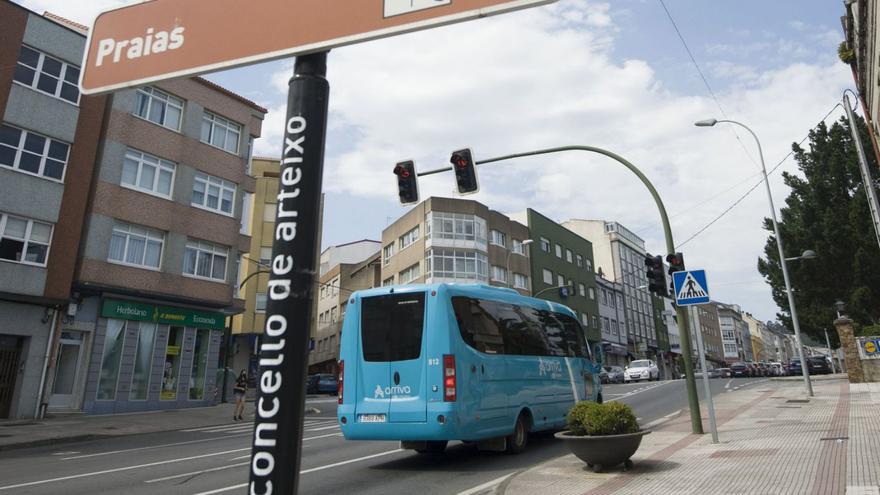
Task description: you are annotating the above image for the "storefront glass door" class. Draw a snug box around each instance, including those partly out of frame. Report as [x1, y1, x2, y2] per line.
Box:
[161, 326, 184, 400]
[49, 331, 85, 408]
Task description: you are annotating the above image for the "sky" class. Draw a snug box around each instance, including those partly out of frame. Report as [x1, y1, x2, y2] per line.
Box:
[20, 0, 853, 324]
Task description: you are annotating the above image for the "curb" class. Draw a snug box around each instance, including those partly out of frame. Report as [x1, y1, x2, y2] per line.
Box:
[642, 409, 683, 430]
[0, 434, 112, 453]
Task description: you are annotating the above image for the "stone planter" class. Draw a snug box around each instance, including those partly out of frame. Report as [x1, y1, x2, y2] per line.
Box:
[554, 430, 651, 472]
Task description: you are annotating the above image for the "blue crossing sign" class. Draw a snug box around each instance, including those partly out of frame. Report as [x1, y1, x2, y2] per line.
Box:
[673, 270, 711, 306]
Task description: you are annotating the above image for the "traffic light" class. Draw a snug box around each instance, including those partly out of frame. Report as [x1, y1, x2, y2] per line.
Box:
[644, 254, 668, 297]
[393, 160, 419, 205]
[450, 148, 479, 195]
[666, 252, 685, 294]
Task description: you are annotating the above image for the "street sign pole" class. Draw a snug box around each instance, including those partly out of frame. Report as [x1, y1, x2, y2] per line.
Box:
[690, 306, 719, 444]
[249, 52, 330, 495]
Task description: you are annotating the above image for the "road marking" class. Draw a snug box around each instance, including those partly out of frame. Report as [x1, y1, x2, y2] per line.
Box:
[146, 462, 249, 483]
[456, 473, 515, 495]
[61, 434, 252, 460]
[607, 381, 673, 402]
[305, 424, 340, 432]
[193, 449, 406, 495]
[724, 379, 733, 389]
[0, 448, 251, 491]
[51, 451, 80, 456]
[642, 410, 681, 429]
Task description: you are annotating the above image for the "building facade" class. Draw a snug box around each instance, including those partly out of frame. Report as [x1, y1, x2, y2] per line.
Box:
[381, 197, 531, 293]
[319, 239, 381, 276]
[595, 274, 627, 366]
[0, 5, 107, 418]
[716, 303, 745, 364]
[309, 252, 381, 374]
[688, 304, 724, 368]
[69, 77, 265, 414]
[509, 209, 600, 343]
[563, 220, 658, 360]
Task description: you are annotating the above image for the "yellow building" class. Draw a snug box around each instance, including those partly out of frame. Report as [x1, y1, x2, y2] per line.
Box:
[751, 335, 764, 362]
[230, 158, 322, 380]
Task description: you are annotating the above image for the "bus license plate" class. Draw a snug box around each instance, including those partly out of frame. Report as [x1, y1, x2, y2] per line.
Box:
[359, 414, 387, 423]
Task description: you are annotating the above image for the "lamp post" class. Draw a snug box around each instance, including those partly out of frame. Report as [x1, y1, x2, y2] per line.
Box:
[695, 118, 814, 396]
[507, 239, 534, 289]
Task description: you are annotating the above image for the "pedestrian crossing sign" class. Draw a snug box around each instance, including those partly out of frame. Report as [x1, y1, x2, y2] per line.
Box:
[672, 270, 710, 306]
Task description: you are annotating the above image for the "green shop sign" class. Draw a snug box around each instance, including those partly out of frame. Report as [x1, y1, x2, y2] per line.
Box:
[101, 299, 226, 330]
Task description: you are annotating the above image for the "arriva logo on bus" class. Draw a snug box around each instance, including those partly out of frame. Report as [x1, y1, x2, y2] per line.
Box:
[374, 384, 412, 399]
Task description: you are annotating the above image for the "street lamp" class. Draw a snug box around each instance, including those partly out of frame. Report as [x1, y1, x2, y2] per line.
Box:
[835, 300, 846, 318]
[507, 239, 533, 289]
[785, 249, 817, 262]
[695, 117, 814, 397]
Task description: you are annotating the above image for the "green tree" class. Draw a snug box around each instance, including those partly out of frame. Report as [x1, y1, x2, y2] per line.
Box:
[757, 116, 880, 343]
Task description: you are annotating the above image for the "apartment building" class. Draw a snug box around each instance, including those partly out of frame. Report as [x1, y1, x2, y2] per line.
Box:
[0, 4, 107, 418]
[68, 77, 265, 414]
[716, 303, 746, 364]
[688, 304, 724, 368]
[319, 239, 381, 276]
[381, 197, 530, 291]
[309, 252, 381, 374]
[595, 275, 627, 366]
[563, 220, 659, 360]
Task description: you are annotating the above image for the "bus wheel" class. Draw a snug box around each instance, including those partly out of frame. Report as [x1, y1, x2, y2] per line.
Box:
[416, 441, 448, 454]
[506, 414, 529, 454]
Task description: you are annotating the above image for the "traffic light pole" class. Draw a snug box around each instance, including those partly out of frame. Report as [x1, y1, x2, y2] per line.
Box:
[419, 145, 705, 434]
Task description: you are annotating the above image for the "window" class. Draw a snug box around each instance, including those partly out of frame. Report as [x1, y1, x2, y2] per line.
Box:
[425, 211, 486, 244]
[192, 172, 236, 215]
[382, 276, 394, 286]
[557, 274, 564, 287]
[602, 289, 609, 304]
[490, 265, 507, 283]
[425, 248, 488, 282]
[589, 287, 596, 300]
[259, 247, 272, 266]
[0, 124, 69, 181]
[97, 319, 126, 400]
[134, 86, 183, 130]
[612, 320, 619, 335]
[555, 244, 562, 258]
[108, 222, 164, 269]
[188, 329, 210, 400]
[542, 268, 553, 285]
[489, 229, 506, 247]
[581, 313, 589, 327]
[604, 317, 611, 333]
[399, 226, 419, 250]
[512, 239, 526, 255]
[578, 283, 586, 297]
[383, 243, 394, 265]
[513, 273, 528, 289]
[330, 306, 338, 323]
[263, 203, 276, 222]
[255, 293, 267, 312]
[361, 293, 425, 362]
[592, 316, 599, 329]
[586, 259, 593, 272]
[201, 111, 241, 154]
[122, 149, 175, 198]
[184, 239, 228, 281]
[0, 213, 52, 266]
[540, 237, 550, 252]
[13, 45, 79, 104]
[331, 277, 340, 295]
[399, 263, 421, 284]
[239, 192, 252, 234]
[246, 136, 254, 175]
[129, 322, 157, 401]
[576, 254, 583, 268]
[566, 249, 572, 263]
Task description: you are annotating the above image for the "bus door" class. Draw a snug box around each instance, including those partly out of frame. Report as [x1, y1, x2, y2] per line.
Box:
[357, 292, 427, 424]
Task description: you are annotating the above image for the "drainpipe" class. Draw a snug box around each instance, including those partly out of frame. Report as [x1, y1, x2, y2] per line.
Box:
[34, 307, 60, 419]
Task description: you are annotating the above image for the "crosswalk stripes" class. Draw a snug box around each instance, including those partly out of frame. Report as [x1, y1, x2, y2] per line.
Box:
[182, 418, 339, 435]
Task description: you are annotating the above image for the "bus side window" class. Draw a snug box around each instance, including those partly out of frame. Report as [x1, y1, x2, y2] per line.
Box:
[555, 313, 588, 358]
[496, 304, 549, 356]
[451, 297, 504, 354]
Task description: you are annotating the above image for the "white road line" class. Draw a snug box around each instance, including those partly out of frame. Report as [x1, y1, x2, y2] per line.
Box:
[225, 433, 344, 461]
[182, 423, 246, 432]
[61, 434, 252, 460]
[0, 448, 251, 491]
[145, 462, 249, 483]
[724, 379, 733, 389]
[606, 381, 673, 402]
[305, 424, 340, 432]
[193, 449, 406, 495]
[456, 473, 515, 495]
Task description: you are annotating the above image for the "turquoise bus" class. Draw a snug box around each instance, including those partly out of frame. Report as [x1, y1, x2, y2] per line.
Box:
[337, 283, 603, 454]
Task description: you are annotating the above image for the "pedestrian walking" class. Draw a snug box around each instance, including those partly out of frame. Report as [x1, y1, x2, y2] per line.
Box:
[233, 370, 247, 421]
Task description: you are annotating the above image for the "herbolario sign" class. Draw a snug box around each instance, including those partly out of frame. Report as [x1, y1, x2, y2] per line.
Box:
[79, 0, 556, 94]
[100, 299, 225, 330]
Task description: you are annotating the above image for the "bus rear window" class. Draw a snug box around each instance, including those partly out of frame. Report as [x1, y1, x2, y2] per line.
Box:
[361, 293, 425, 362]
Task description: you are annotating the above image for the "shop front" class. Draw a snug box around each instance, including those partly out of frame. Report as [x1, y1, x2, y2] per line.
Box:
[81, 298, 224, 414]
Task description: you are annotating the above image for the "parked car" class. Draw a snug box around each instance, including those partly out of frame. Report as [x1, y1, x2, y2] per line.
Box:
[306, 374, 321, 394]
[788, 359, 803, 376]
[601, 366, 625, 384]
[807, 356, 832, 375]
[315, 373, 339, 394]
[717, 368, 732, 378]
[769, 362, 784, 376]
[624, 359, 659, 382]
[681, 367, 721, 379]
[730, 362, 749, 378]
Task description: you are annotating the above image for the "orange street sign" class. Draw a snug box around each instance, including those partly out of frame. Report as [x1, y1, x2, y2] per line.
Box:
[80, 0, 557, 94]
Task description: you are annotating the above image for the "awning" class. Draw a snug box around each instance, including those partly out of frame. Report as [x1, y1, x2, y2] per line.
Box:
[602, 342, 629, 355]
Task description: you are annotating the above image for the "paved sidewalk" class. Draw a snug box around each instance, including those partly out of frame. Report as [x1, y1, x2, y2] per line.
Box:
[500, 378, 880, 495]
[0, 395, 335, 451]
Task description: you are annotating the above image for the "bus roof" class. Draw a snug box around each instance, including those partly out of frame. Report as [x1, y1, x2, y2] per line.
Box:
[347, 283, 578, 319]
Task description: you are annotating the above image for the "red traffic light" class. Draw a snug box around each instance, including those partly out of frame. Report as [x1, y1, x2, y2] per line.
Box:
[449, 148, 479, 195]
[393, 160, 419, 205]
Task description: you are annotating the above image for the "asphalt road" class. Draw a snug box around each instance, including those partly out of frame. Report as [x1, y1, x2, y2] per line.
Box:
[0, 377, 767, 495]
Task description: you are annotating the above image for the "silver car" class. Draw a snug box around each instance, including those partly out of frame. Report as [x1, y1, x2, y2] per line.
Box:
[624, 359, 659, 382]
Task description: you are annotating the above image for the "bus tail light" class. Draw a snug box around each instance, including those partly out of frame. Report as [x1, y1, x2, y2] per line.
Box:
[338, 360, 344, 405]
[443, 354, 456, 402]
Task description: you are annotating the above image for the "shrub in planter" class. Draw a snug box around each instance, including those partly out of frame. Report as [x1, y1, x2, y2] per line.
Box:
[556, 401, 649, 472]
[566, 401, 640, 436]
